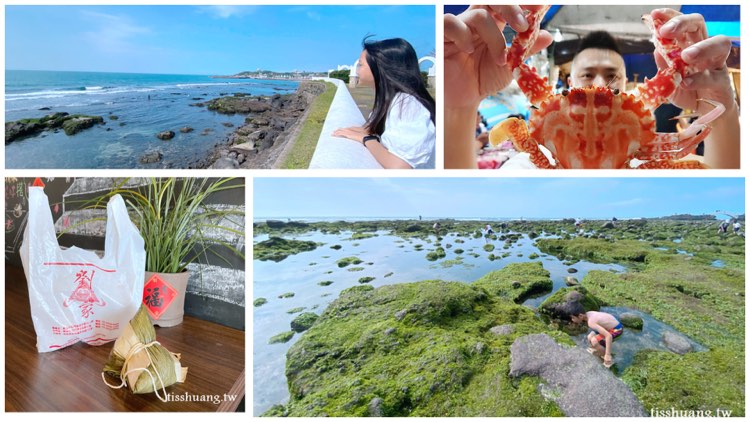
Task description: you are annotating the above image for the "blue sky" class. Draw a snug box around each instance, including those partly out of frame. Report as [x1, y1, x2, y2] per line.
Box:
[6, 5, 435, 74]
[254, 178, 745, 220]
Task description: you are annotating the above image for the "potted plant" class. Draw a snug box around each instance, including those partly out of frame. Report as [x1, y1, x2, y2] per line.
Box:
[91, 177, 244, 327]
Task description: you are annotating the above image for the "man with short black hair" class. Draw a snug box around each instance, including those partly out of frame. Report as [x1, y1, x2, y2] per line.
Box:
[569, 31, 626, 92]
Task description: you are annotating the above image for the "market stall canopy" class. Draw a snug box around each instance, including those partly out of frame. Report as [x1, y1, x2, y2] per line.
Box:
[444, 5, 739, 68]
[545, 5, 740, 67]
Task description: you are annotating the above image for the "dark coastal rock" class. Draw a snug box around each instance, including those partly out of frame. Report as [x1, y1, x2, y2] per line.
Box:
[251, 117, 270, 126]
[206, 96, 272, 114]
[38, 107, 51, 111]
[201, 128, 214, 136]
[567, 268, 578, 273]
[509, 334, 646, 416]
[109, 115, 119, 120]
[266, 220, 285, 229]
[6, 120, 43, 143]
[43, 112, 74, 128]
[259, 134, 276, 151]
[222, 122, 235, 128]
[61, 115, 104, 135]
[662, 331, 692, 354]
[139, 150, 163, 164]
[602, 221, 615, 229]
[290, 312, 319, 333]
[619, 312, 643, 330]
[179, 126, 194, 133]
[211, 157, 239, 169]
[6, 112, 108, 143]
[539, 286, 602, 321]
[156, 130, 175, 140]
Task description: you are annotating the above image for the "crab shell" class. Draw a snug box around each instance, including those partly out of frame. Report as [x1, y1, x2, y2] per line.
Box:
[529, 86, 655, 169]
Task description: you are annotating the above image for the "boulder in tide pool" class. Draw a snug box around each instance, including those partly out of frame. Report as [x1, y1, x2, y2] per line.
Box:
[619, 312, 643, 330]
[509, 333, 646, 417]
[539, 286, 602, 320]
[662, 331, 692, 355]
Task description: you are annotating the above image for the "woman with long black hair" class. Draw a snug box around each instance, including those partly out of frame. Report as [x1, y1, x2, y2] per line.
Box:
[333, 38, 436, 169]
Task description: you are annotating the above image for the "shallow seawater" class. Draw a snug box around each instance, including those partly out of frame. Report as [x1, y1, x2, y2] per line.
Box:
[252, 230, 624, 415]
[711, 259, 726, 268]
[6, 73, 298, 168]
[573, 306, 707, 373]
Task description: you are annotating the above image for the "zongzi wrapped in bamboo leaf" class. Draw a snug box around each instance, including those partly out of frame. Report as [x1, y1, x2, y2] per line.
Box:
[102, 306, 187, 399]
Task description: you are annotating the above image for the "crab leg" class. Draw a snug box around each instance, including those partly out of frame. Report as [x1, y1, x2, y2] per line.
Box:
[490, 117, 556, 168]
[506, 6, 553, 106]
[632, 14, 688, 109]
[637, 160, 707, 169]
[635, 99, 725, 160]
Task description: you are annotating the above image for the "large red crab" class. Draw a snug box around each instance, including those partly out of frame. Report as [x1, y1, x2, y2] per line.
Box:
[489, 6, 725, 169]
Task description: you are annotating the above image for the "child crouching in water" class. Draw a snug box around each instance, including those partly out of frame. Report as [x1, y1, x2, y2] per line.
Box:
[568, 303, 623, 368]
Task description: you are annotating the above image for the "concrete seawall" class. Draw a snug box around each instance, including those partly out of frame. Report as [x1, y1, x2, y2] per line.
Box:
[308, 78, 382, 169]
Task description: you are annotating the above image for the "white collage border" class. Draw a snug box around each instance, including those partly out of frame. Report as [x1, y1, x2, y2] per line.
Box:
[0, 0, 747, 420]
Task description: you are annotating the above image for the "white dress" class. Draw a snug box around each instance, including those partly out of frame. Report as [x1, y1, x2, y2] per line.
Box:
[380, 92, 435, 169]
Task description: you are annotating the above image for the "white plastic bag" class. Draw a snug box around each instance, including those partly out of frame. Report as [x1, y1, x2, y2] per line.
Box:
[20, 186, 146, 353]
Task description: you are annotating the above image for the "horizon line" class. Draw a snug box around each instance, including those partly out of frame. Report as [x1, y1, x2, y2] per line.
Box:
[6, 68, 330, 76]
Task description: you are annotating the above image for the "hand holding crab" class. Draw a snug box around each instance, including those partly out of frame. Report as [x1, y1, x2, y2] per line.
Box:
[486, 6, 737, 169]
[652, 9, 735, 117]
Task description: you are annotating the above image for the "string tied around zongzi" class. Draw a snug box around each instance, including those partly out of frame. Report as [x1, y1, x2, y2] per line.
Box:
[101, 340, 170, 402]
[102, 306, 187, 401]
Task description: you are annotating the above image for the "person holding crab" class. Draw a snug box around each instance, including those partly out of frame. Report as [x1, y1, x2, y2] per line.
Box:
[444, 5, 739, 169]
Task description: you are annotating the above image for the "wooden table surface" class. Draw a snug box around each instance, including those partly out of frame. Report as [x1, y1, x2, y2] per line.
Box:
[5, 265, 245, 412]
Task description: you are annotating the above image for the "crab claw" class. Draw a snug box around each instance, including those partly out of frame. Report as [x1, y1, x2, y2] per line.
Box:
[635, 99, 725, 164]
[681, 99, 725, 137]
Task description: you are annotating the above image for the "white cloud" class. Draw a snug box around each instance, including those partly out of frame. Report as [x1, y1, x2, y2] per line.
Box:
[80, 11, 151, 53]
[200, 6, 257, 19]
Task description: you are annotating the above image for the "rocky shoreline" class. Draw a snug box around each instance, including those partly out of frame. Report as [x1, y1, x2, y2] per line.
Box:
[190, 81, 326, 169]
[5, 81, 326, 169]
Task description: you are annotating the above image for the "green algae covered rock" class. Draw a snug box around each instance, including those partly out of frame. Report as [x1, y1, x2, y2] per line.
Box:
[269, 331, 295, 344]
[278, 272, 570, 416]
[473, 262, 553, 304]
[291, 312, 319, 333]
[539, 286, 602, 320]
[254, 236, 318, 262]
[425, 247, 446, 261]
[536, 238, 651, 263]
[337, 256, 364, 268]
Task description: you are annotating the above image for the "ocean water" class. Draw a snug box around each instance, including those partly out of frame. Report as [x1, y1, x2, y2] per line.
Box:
[5, 70, 299, 168]
[252, 230, 625, 415]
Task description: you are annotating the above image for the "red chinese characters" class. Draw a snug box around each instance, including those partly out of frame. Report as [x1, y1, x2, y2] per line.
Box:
[142, 274, 177, 320]
[63, 269, 106, 318]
